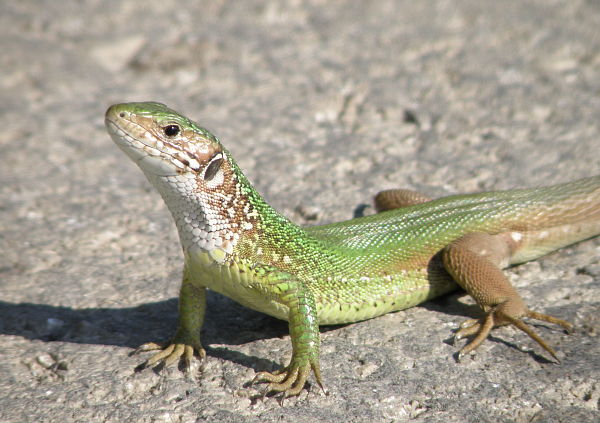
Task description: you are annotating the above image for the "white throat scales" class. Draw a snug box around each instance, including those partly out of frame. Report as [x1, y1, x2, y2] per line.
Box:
[146, 168, 241, 264]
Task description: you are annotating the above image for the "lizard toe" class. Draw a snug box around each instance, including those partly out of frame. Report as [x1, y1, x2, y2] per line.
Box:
[254, 359, 323, 397]
[140, 341, 206, 371]
[133, 341, 166, 354]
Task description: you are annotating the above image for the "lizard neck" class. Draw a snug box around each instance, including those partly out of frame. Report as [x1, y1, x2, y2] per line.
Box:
[142, 149, 302, 264]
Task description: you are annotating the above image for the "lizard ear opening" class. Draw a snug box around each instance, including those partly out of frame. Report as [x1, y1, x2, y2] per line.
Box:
[203, 153, 224, 181]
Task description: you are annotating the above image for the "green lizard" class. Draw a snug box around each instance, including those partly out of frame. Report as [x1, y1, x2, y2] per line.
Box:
[105, 102, 600, 396]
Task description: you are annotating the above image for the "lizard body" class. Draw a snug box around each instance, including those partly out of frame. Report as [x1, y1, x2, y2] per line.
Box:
[105, 102, 600, 396]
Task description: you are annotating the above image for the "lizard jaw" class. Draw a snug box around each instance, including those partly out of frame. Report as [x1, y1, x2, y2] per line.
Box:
[106, 118, 182, 177]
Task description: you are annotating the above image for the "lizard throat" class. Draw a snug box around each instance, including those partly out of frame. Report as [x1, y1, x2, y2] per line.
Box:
[144, 169, 254, 263]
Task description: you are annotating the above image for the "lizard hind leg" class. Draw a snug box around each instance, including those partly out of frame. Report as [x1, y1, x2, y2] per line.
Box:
[374, 189, 432, 212]
[443, 232, 573, 362]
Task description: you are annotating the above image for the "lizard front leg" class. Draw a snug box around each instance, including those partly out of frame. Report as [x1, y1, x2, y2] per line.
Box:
[253, 271, 323, 397]
[442, 232, 573, 361]
[137, 265, 207, 369]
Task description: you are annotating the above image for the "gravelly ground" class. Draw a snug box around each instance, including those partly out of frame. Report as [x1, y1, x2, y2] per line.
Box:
[1, 1, 599, 422]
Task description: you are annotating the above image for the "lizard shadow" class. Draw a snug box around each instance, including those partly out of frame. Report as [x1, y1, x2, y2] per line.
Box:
[0, 286, 569, 373]
[0, 291, 350, 375]
[0, 294, 291, 372]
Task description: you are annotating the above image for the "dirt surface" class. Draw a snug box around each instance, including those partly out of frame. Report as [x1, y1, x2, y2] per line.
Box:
[1, 1, 599, 422]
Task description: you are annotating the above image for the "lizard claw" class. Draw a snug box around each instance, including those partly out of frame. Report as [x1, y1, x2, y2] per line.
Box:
[135, 341, 205, 371]
[453, 318, 483, 345]
[131, 341, 166, 357]
[253, 359, 324, 397]
[454, 307, 573, 362]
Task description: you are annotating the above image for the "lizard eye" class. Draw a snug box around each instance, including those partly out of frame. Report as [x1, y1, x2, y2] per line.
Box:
[163, 124, 180, 137]
[203, 153, 223, 181]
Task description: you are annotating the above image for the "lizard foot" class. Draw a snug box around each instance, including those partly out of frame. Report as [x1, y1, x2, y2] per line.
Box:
[135, 341, 206, 371]
[253, 359, 324, 397]
[455, 307, 573, 362]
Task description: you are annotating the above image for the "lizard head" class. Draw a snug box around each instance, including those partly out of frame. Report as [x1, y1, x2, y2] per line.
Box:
[105, 102, 258, 258]
[105, 102, 225, 182]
